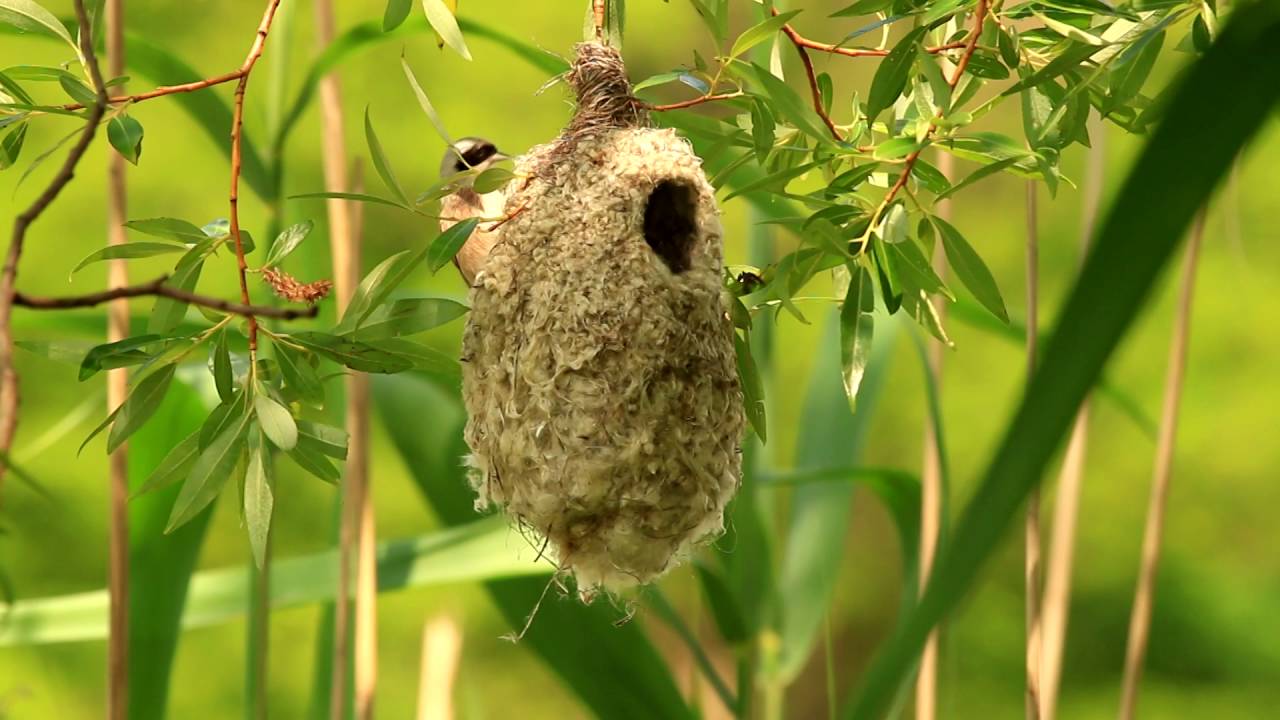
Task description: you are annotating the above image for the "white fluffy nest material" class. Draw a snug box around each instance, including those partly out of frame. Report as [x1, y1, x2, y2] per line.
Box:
[460, 42, 745, 594]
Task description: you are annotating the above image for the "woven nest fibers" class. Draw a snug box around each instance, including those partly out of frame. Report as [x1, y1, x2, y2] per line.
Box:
[460, 66, 745, 592]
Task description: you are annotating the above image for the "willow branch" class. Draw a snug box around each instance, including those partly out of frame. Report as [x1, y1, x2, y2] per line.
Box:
[13, 276, 316, 320]
[648, 92, 745, 112]
[0, 0, 108, 491]
[781, 26, 842, 141]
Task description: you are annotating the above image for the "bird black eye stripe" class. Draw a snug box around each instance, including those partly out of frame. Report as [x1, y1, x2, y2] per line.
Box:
[460, 143, 497, 168]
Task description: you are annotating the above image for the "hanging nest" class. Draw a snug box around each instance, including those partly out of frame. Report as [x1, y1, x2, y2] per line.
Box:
[459, 42, 745, 594]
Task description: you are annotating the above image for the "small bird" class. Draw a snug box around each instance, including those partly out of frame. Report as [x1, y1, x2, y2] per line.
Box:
[439, 137, 510, 286]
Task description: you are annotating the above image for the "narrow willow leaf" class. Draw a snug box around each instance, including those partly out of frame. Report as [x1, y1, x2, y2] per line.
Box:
[922, 0, 971, 25]
[290, 332, 414, 374]
[830, 0, 893, 17]
[729, 10, 800, 58]
[70, 242, 182, 277]
[124, 217, 207, 243]
[933, 217, 1008, 323]
[934, 156, 1021, 201]
[0, 517, 544, 647]
[263, 220, 313, 267]
[107, 365, 176, 454]
[244, 429, 273, 569]
[17, 339, 93, 366]
[297, 420, 348, 460]
[364, 107, 410, 206]
[873, 136, 922, 161]
[287, 442, 340, 484]
[733, 333, 766, 442]
[338, 250, 411, 332]
[211, 330, 232, 402]
[427, 217, 479, 272]
[472, 166, 513, 194]
[866, 27, 926, 124]
[148, 237, 215, 334]
[167, 408, 249, 532]
[0, 122, 27, 170]
[839, 266, 874, 410]
[79, 334, 167, 380]
[1034, 11, 1105, 46]
[692, 561, 748, 644]
[348, 297, 468, 341]
[400, 54, 454, 146]
[421, 0, 471, 60]
[273, 341, 323, 407]
[288, 190, 405, 208]
[846, 7, 1280, 716]
[254, 392, 297, 451]
[750, 99, 774, 164]
[0, 0, 76, 50]
[383, 0, 412, 31]
[131, 430, 200, 498]
[107, 114, 143, 165]
[361, 338, 460, 379]
[198, 390, 249, 450]
[745, 63, 836, 147]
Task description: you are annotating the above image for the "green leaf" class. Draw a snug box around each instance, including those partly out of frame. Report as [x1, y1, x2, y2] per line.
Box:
[70, 242, 183, 277]
[421, 0, 471, 60]
[733, 333, 766, 442]
[1109, 30, 1165, 110]
[839, 266, 874, 410]
[873, 136, 922, 161]
[167, 403, 250, 532]
[730, 10, 800, 58]
[744, 63, 838, 147]
[1034, 10, 1105, 46]
[778, 315, 896, 681]
[0, 517, 546, 647]
[364, 107, 409, 206]
[427, 217, 479, 272]
[866, 27, 926, 124]
[750, 99, 774, 164]
[148, 237, 217, 334]
[348, 297, 468, 341]
[287, 442, 341, 484]
[297, 420, 348, 460]
[288, 190, 405, 209]
[253, 392, 297, 451]
[273, 341, 324, 407]
[124, 217, 207, 243]
[693, 561, 748, 644]
[131, 429, 201, 498]
[244, 428, 272, 569]
[400, 53, 454, 146]
[263, 220, 313, 268]
[933, 217, 1007, 323]
[383, 0, 412, 31]
[79, 334, 168, 380]
[472, 166, 513, 194]
[0, 122, 27, 170]
[0, 0, 75, 50]
[375, 374, 694, 720]
[831, 0, 893, 17]
[290, 332, 414, 374]
[211, 330, 233, 402]
[106, 365, 176, 454]
[846, 7, 1280, 716]
[361, 338, 461, 379]
[922, 0, 972, 25]
[934, 156, 1021, 201]
[106, 114, 143, 165]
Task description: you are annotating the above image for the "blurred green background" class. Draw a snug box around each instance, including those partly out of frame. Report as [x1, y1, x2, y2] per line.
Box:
[2, 1, 1278, 718]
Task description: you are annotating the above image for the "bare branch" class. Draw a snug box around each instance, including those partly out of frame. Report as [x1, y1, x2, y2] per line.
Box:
[13, 276, 317, 320]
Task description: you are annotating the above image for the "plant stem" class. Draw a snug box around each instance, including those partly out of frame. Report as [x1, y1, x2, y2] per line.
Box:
[12, 276, 317, 319]
[915, 150, 953, 720]
[105, 1, 130, 717]
[416, 615, 462, 720]
[1040, 117, 1106, 720]
[1024, 180, 1043, 720]
[1118, 209, 1206, 720]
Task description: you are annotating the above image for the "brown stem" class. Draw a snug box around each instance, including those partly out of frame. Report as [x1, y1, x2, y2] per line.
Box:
[12, 276, 315, 319]
[915, 150, 954, 720]
[594, 0, 607, 41]
[105, 0, 130, 717]
[648, 92, 745, 112]
[0, 0, 108, 493]
[61, 70, 247, 112]
[1118, 210, 1206, 720]
[1025, 180, 1042, 720]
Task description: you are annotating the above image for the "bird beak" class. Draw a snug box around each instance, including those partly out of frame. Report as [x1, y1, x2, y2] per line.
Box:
[492, 152, 511, 163]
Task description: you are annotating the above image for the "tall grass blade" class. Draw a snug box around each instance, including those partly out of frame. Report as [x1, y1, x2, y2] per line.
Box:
[846, 9, 1280, 718]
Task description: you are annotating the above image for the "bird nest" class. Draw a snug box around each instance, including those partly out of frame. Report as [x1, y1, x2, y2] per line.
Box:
[460, 42, 744, 595]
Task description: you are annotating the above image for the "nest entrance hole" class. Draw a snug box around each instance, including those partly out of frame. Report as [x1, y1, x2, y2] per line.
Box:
[643, 180, 698, 274]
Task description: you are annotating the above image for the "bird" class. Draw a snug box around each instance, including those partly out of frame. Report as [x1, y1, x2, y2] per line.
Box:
[439, 137, 511, 286]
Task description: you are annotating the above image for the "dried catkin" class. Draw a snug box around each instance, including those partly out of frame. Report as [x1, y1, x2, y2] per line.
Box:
[460, 42, 744, 594]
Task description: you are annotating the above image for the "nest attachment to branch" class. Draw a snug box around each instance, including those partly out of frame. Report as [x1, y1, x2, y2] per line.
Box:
[460, 42, 744, 597]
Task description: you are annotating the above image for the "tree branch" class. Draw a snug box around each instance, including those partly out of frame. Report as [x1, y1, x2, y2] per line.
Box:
[0, 0, 108, 490]
[12, 276, 317, 319]
[648, 92, 745, 112]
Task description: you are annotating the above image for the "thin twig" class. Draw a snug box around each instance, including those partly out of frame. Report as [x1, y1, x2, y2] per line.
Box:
[593, 0, 607, 42]
[13, 277, 316, 319]
[105, 0, 130, 717]
[780, 21, 966, 60]
[915, 150, 954, 720]
[1025, 180, 1042, 720]
[61, 70, 246, 111]
[782, 28, 842, 141]
[1118, 210, 1206, 720]
[1040, 117, 1106, 720]
[0, 0, 108, 492]
[648, 92, 745, 112]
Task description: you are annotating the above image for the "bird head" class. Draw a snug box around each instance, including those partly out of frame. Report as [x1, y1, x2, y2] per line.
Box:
[440, 137, 509, 187]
